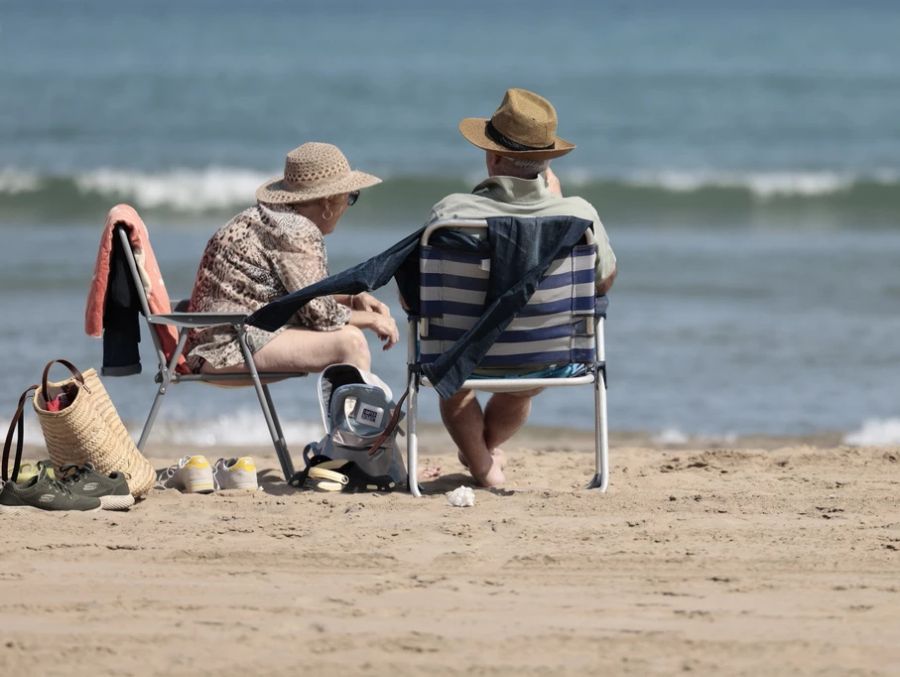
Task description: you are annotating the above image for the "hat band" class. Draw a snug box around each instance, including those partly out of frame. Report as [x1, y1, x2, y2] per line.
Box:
[486, 120, 555, 152]
[283, 172, 348, 190]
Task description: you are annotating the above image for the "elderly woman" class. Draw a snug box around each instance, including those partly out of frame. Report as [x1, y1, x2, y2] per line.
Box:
[185, 142, 398, 374]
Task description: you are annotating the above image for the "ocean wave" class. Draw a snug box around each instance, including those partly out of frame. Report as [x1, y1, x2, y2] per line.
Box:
[651, 427, 739, 446]
[0, 168, 40, 194]
[0, 411, 325, 451]
[844, 418, 900, 446]
[73, 167, 270, 212]
[622, 170, 881, 198]
[652, 427, 690, 445]
[2, 166, 900, 225]
[144, 410, 324, 447]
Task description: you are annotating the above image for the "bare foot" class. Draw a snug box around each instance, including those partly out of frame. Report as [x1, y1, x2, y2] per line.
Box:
[458, 448, 507, 470]
[471, 457, 505, 488]
[490, 448, 507, 469]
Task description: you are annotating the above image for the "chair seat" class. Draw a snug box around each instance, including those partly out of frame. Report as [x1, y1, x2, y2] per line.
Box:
[419, 372, 598, 393]
[169, 371, 306, 385]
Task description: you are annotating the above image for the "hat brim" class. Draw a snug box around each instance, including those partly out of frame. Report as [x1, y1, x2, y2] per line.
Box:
[458, 118, 575, 160]
[256, 170, 382, 205]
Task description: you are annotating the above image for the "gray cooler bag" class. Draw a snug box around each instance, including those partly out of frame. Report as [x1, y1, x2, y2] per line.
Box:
[302, 364, 407, 491]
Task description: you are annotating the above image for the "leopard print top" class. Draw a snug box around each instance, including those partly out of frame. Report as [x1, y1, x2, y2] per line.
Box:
[184, 204, 350, 370]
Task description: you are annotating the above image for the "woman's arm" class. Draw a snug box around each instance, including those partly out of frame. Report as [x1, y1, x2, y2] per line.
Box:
[347, 309, 399, 349]
[335, 292, 391, 316]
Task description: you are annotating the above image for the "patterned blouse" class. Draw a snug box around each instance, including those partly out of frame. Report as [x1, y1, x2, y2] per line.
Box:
[184, 204, 350, 370]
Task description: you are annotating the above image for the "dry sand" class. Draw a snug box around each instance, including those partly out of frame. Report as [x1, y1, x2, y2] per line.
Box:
[1, 427, 899, 676]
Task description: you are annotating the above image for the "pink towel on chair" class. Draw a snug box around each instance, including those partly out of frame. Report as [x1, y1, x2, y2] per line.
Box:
[85, 203, 188, 372]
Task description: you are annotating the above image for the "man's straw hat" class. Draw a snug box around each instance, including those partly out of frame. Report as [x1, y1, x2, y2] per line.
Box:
[256, 142, 381, 204]
[458, 88, 575, 160]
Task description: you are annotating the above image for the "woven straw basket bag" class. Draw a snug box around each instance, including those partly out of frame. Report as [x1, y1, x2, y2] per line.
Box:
[33, 359, 154, 497]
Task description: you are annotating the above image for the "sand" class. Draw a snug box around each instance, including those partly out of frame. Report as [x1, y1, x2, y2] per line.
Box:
[1, 427, 899, 676]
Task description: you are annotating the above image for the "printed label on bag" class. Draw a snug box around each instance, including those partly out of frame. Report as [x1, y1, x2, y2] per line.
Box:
[354, 403, 384, 429]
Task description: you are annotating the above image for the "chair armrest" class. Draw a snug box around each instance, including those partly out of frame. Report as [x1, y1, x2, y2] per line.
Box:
[147, 312, 249, 329]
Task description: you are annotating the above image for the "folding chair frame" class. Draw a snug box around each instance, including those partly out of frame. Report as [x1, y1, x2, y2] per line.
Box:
[114, 225, 301, 482]
[405, 218, 609, 497]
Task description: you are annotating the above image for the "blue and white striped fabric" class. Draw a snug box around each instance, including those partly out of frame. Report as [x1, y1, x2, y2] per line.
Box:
[418, 243, 597, 369]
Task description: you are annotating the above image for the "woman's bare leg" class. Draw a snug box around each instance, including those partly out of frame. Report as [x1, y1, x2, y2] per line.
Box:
[201, 325, 371, 375]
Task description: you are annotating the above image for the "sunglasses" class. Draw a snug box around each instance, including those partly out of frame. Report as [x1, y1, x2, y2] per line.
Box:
[347, 191, 360, 206]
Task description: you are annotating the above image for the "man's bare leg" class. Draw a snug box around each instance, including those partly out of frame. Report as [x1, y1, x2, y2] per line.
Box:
[482, 388, 542, 451]
[439, 389, 505, 487]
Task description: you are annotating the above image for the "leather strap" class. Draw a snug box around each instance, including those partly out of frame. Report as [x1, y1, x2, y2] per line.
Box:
[365, 385, 410, 457]
[2, 385, 38, 483]
[40, 359, 86, 405]
[485, 120, 555, 152]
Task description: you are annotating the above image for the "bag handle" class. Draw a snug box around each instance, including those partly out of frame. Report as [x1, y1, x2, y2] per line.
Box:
[365, 385, 410, 457]
[2, 385, 38, 483]
[40, 359, 88, 404]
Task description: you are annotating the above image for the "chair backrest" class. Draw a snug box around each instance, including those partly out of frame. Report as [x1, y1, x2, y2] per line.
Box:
[113, 224, 185, 373]
[416, 219, 597, 370]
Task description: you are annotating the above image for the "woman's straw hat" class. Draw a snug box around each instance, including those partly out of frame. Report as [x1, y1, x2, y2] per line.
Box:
[458, 88, 575, 160]
[256, 142, 381, 204]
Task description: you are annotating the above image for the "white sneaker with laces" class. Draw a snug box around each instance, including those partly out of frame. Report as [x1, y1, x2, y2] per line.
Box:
[212, 457, 258, 491]
[159, 455, 215, 494]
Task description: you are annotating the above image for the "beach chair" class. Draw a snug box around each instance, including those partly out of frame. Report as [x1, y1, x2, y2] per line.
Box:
[405, 218, 609, 496]
[107, 224, 303, 482]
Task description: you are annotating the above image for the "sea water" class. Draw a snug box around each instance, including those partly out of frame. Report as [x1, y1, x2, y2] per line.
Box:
[1, 0, 899, 445]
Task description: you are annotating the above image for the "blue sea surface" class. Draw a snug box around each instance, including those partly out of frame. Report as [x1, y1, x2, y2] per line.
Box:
[1, 0, 899, 444]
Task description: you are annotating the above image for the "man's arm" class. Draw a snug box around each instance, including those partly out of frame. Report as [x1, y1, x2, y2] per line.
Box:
[597, 266, 617, 296]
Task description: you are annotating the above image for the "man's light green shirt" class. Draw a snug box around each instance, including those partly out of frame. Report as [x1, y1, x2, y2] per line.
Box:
[427, 175, 617, 283]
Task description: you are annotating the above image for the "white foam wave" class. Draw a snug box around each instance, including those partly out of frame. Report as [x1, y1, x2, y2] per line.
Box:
[844, 418, 900, 446]
[652, 427, 689, 445]
[0, 168, 40, 194]
[556, 168, 900, 199]
[3, 165, 899, 208]
[0, 412, 325, 457]
[74, 167, 272, 211]
[143, 410, 325, 447]
[629, 170, 865, 198]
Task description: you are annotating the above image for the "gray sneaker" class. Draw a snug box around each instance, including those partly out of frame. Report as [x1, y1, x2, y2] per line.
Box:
[0, 466, 101, 513]
[59, 464, 135, 511]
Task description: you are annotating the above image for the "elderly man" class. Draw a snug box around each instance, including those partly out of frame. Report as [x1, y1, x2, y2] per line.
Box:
[428, 88, 617, 487]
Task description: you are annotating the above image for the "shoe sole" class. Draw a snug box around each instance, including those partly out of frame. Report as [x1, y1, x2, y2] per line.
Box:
[214, 469, 258, 491]
[0, 504, 102, 514]
[180, 466, 214, 494]
[100, 494, 136, 510]
[217, 480, 259, 491]
[184, 482, 215, 494]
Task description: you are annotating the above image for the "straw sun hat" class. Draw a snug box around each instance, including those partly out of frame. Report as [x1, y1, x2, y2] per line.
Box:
[458, 88, 575, 160]
[256, 142, 381, 204]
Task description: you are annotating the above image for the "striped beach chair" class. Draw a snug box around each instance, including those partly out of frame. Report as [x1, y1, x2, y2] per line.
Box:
[405, 218, 609, 496]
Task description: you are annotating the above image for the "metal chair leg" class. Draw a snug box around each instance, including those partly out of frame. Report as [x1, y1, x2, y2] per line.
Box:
[137, 386, 166, 450]
[139, 328, 189, 451]
[261, 383, 295, 481]
[587, 367, 609, 492]
[407, 371, 421, 497]
[237, 328, 295, 483]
